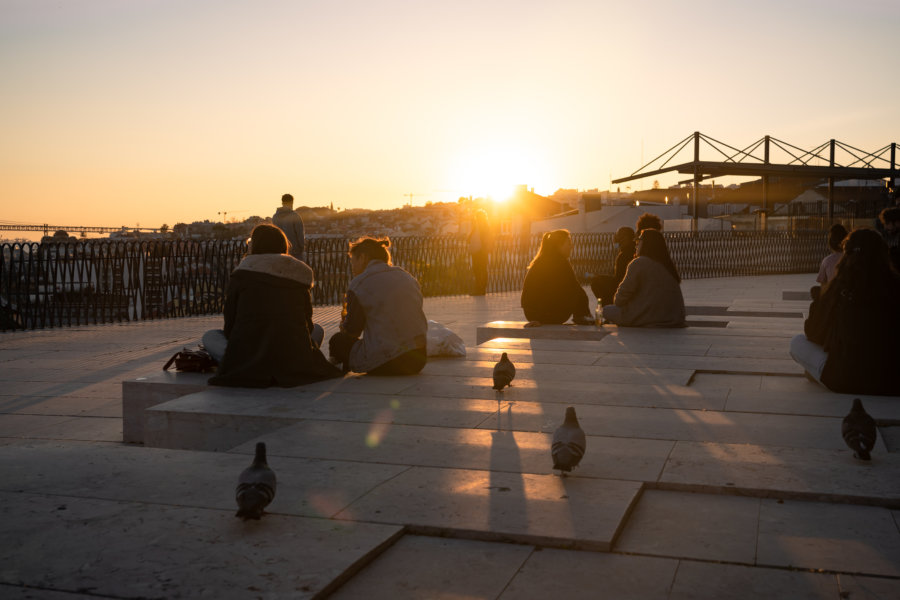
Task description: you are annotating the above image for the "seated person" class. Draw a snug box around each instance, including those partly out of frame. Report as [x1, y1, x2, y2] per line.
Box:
[328, 237, 428, 375]
[878, 206, 900, 273]
[591, 226, 636, 306]
[790, 228, 900, 395]
[601, 229, 686, 328]
[635, 212, 662, 234]
[816, 223, 847, 286]
[521, 229, 594, 325]
[204, 224, 341, 388]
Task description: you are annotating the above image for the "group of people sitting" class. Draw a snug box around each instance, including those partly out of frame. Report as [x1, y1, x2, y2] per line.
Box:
[522, 213, 686, 329]
[202, 210, 900, 398]
[203, 224, 428, 388]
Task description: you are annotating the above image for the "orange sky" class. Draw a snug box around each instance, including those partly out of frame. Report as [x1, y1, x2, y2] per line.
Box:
[2, 0, 898, 232]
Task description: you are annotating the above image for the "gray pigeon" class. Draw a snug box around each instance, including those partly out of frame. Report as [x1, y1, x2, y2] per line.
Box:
[842, 398, 877, 461]
[552, 406, 586, 474]
[235, 442, 277, 520]
[493, 352, 516, 390]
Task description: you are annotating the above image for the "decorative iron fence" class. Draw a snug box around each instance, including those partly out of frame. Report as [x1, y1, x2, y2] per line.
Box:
[1, 231, 827, 331]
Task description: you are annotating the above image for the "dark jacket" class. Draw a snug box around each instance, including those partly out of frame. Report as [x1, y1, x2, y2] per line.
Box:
[209, 254, 342, 388]
[521, 251, 591, 324]
[804, 274, 900, 395]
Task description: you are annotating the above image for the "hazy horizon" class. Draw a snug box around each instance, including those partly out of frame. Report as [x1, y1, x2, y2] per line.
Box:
[2, 0, 898, 230]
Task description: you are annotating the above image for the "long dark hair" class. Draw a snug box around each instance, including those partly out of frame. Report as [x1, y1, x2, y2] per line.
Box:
[249, 224, 289, 255]
[638, 229, 680, 283]
[827, 228, 896, 301]
[528, 229, 570, 268]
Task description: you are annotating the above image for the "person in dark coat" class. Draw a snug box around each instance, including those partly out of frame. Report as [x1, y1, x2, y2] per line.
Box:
[204, 224, 341, 388]
[790, 228, 900, 395]
[521, 229, 594, 325]
[590, 226, 636, 306]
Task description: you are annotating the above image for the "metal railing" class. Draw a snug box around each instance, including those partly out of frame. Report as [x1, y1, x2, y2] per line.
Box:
[1, 231, 827, 331]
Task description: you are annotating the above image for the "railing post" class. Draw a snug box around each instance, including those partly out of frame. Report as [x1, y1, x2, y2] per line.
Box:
[828, 139, 835, 222]
[693, 131, 700, 232]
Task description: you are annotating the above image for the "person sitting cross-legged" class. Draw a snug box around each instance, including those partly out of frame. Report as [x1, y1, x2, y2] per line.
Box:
[521, 229, 594, 326]
[328, 236, 428, 375]
[601, 228, 686, 328]
[204, 224, 341, 388]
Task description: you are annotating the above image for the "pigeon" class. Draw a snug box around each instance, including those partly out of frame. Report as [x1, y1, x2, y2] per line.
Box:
[551, 406, 586, 474]
[492, 352, 516, 390]
[235, 442, 277, 520]
[842, 398, 877, 461]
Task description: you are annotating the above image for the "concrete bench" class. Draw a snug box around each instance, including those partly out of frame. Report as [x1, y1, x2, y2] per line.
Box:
[475, 321, 610, 345]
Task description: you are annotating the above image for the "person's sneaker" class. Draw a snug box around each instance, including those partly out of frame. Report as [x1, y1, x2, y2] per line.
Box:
[573, 315, 595, 326]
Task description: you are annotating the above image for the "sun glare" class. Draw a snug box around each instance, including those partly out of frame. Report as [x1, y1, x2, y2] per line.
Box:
[450, 145, 548, 202]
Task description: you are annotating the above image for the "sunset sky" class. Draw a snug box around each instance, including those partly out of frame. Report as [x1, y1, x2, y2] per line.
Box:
[2, 0, 898, 233]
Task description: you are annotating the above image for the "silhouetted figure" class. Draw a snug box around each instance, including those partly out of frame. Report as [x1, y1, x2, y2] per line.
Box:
[273, 193, 306, 261]
[791, 228, 900, 395]
[328, 237, 428, 375]
[521, 229, 594, 326]
[204, 224, 340, 387]
[591, 227, 636, 306]
[877, 207, 900, 273]
[635, 212, 662, 234]
[816, 223, 848, 286]
[468, 209, 494, 295]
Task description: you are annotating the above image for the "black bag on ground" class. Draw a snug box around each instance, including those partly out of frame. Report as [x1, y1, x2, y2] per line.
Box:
[163, 347, 217, 373]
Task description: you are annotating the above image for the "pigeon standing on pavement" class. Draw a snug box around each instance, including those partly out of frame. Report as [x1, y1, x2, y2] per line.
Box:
[552, 406, 586, 474]
[842, 398, 877, 461]
[492, 352, 516, 391]
[235, 442, 277, 520]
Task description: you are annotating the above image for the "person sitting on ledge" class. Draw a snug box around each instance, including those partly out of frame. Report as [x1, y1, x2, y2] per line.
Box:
[816, 223, 848, 287]
[601, 228, 686, 328]
[521, 229, 595, 326]
[591, 226, 636, 307]
[790, 228, 900, 395]
[328, 236, 428, 375]
[204, 224, 341, 388]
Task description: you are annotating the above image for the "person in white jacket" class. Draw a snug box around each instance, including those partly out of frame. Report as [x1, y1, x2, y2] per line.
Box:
[328, 237, 428, 374]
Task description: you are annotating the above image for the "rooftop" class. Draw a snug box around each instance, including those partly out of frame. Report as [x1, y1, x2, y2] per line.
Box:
[1, 274, 898, 599]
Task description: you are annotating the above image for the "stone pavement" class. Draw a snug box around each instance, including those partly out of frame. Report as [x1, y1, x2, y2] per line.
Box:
[1, 274, 899, 599]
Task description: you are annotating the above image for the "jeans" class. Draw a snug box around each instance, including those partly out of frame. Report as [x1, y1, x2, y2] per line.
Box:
[789, 334, 827, 383]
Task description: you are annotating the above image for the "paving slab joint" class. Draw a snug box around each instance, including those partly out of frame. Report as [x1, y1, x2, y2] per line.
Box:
[648, 481, 900, 510]
[313, 527, 406, 599]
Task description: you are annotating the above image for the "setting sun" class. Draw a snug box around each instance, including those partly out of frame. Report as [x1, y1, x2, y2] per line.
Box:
[449, 144, 551, 202]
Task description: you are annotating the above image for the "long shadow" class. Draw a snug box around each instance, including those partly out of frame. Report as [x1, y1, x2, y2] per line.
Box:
[488, 401, 528, 535]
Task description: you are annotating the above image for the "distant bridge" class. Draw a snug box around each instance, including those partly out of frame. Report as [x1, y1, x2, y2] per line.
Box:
[0, 223, 161, 236]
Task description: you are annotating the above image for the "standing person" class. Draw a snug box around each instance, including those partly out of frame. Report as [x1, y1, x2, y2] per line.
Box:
[521, 229, 594, 326]
[468, 209, 493, 295]
[601, 228, 686, 328]
[273, 193, 305, 261]
[328, 237, 428, 375]
[590, 226, 636, 306]
[790, 228, 900, 395]
[203, 224, 341, 388]
[816, 223, 848, 286]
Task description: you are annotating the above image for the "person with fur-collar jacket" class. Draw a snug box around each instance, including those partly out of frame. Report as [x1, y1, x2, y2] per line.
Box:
[204, 224, 341, 388]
